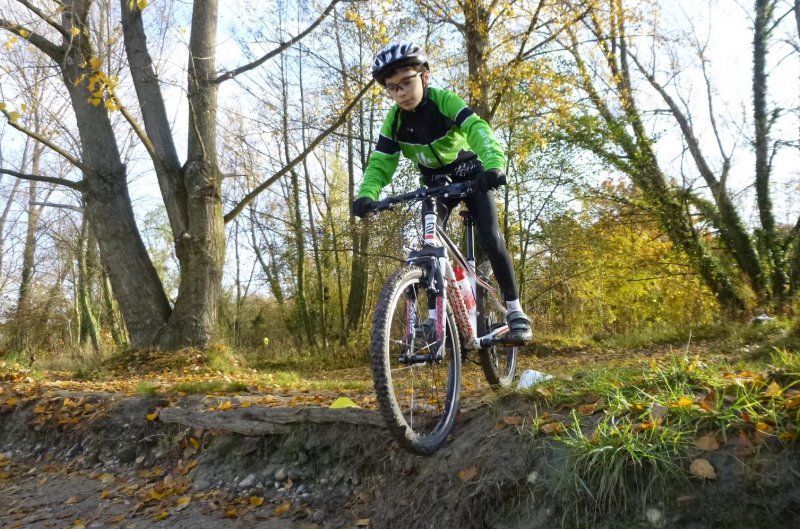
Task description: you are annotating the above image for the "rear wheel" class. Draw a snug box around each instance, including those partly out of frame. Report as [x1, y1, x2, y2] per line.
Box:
[475, 262, 517, 389]
[371, 265, 461, 454]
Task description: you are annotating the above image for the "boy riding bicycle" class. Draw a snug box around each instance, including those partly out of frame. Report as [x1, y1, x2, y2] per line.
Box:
[352, 41, 532, 345]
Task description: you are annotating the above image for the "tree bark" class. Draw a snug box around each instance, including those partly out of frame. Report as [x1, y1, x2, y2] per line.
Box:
[157, 0, 226, 350]
[753, 0, 787, 303]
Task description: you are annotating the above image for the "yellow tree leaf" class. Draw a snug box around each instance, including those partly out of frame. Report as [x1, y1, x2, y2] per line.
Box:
[154, 510, 170, 521]
[689, 458, 716, 480]
[0, 102, 5, 111]
[250, 495, 264, 507]
[70, 27, 80, 37]
[137, 0, 150, 10]
[146, 410, 159, 421]
[19, 29, 30, 38]
[88, 57, 102, 70]
[457, 466, 479, 481]
[273, 500, 291, 515]
[7, 111, 20, 123]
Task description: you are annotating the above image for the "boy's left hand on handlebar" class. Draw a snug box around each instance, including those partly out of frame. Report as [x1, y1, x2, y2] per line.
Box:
[475, 169, 507, 192]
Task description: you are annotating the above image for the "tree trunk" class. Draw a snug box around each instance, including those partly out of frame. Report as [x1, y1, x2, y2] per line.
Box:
[157, 0, 226, 349]
[77, 216, 101, 353]
[753, 0, 787, 303]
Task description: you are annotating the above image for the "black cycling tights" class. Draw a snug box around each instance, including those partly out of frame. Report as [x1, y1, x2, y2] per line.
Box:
[422, 189, 519, 303]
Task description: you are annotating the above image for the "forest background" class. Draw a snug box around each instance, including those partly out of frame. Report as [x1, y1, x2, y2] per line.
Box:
[0, 0, 799, 364]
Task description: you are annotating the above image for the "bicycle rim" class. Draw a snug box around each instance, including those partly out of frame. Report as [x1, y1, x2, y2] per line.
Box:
[371, 265, 461, 454]
[476, 263, 518, 389]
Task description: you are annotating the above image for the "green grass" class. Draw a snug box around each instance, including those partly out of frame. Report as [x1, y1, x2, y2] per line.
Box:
[172, 380, 251, 394]
[136, 381, 159, 397]
[516, 319, 800, 526]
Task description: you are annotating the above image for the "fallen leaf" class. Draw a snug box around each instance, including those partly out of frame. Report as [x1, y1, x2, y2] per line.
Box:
[98, 473, 115, 484]
[577, 403, 598, 415]
[763, 381, 782, 398]
[250, 495, 264, 507]
[784, 395, 800, 410]
[356, 519, 370, 527]
[146, 410, 159, 421]
[273, 500, 291, 515]
[457, 466, 479, 481]
[175, 495, 191, 511]
[330, 397, 359, 409]
[154, 510, 170, 520]
[694, 434, 719, 451]
[99, 490, 110, 499]
[540, 421, 563, 435]
[689, 458, 716, 479]
[65, 496, 81, 504]
[733, 431, 755, 457]
[217, 401, 233, 411]
[502, 415, 522, 426]
[650, 403, 668, 421]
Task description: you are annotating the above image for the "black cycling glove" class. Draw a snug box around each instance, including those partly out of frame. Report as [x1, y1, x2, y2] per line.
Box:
[475, 169, 507, 192]
[352, 197, 376, 218]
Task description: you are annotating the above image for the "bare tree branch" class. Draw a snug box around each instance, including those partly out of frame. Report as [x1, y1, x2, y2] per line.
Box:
[224, 79, 374, 223]
[0, 18, 64, 61]
[0, 109, 84, 170]
[0, 168, 84, 191]
[15, 0, 70, 38]
[214, 0, 340, 84]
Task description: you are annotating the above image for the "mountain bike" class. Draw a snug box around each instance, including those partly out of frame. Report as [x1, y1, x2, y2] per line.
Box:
[365, 180, 519, 454]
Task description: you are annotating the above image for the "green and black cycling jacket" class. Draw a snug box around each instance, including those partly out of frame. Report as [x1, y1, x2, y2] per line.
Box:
[357, 87, 507, 200]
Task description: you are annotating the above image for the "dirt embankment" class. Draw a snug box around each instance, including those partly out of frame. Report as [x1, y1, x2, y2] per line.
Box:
[1, 385, 800, 528]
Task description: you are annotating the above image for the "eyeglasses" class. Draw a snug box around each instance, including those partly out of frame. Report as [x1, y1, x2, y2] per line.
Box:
[384, 72, 423, 95]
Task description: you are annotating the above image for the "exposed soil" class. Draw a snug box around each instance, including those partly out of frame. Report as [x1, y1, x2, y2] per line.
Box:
[2, 348, 800, 529]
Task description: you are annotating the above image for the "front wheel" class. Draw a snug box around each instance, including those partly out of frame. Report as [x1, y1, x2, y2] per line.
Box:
[371, 265, 461, 454]
[475, 262, 518, 389]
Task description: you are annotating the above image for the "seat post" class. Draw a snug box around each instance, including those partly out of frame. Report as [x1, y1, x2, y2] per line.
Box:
[459, 210, 475, 262]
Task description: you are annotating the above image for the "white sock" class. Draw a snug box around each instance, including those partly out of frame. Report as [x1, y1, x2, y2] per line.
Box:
[506, 299, 522, 312]
[428, 309, 437, 321]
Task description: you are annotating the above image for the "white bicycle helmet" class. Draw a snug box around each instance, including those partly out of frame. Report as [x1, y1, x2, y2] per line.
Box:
[371, 41, 428, 85]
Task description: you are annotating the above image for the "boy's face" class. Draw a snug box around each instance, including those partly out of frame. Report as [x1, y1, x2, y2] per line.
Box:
[384, 66, 429, 111]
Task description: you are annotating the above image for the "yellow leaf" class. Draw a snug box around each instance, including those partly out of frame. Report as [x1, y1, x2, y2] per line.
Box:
[73, 520, 86, 529]
[19, 29, 30, 39]
[7, 111, 20, 123]
[146, 410, 159, 421]
[330, 397, 359, 409]
[239, 401, 252, 408]
[137, 0, 150, 10]
[70, 27, 80, 37]
[272, 500, 291, 515]
[670, 396, 694, 408]
[0, 102, 5, 111]
[250, 495, 264, 507]
[785, 395, 800, 410]
[89, 57, 102, 70]
[225, 506, 239, 518]
[457, 466, 479, 481]
[502, 415, 522, 426]
[763, 381, 782, 398]
[689, 458, 716, 480]
[98, 473, 115, 484]
[99, 490, 110, 499]
[65, 496, 81, 504]
[154, 510, 170, 521]
[188, 437, 200, 449]
[90, 98, 101, 106]
[217, 401, 233, 411]
[175, 495, 191, 511]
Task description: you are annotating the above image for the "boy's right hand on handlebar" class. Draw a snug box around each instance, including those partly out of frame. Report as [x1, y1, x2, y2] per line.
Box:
[475, 169, 507, 192]
[352, 197, 376, 218]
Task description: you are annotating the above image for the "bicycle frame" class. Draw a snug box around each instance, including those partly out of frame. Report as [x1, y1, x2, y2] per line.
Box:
[405, 197, 510, 360]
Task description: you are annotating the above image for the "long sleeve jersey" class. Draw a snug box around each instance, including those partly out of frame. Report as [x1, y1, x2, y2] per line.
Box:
[357, 87, 506, 200]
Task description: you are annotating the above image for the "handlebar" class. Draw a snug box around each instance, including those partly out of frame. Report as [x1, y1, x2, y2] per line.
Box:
[367, 180, 479, 215]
